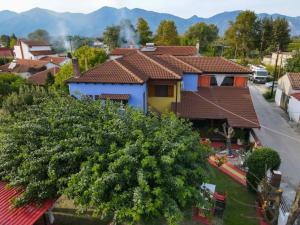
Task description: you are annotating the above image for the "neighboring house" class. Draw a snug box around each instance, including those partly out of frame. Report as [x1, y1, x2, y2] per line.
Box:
[0, 47, 13, 58]
[263, 52, 294, 68]
[28, 67, 60, 86]
[40, 56, 71, 67]
[67, 50, 259, 134]
[110, 44, 198, 60]
[288, 93, 300, 124]
[0, 59, 57, 78]
[14, 39, 57, 60]
[275, 73, 300, 110]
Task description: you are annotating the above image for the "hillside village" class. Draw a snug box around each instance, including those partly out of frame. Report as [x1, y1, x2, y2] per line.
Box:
[0, 4, 300, 225]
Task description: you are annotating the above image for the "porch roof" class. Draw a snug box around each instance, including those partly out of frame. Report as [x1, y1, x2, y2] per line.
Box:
[0, 181, 55, 225]
[172, 87, 260, 128]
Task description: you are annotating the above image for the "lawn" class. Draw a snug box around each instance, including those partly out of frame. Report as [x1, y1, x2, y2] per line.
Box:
[208, 165, 259, 225]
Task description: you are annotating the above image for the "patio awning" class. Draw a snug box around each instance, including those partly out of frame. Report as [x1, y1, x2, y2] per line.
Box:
[98, 94, 130, 101]
[0, 182, 55, 225]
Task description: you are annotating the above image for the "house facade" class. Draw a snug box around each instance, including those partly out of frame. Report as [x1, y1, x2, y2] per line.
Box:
[275, 73, 300, 110]
[14, 39, 57, 60]
[67, 50, 259, 133]
[275, 73, 300, 123]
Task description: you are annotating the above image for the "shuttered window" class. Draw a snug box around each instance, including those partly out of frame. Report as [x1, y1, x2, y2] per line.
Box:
[149, 85, 174, 97]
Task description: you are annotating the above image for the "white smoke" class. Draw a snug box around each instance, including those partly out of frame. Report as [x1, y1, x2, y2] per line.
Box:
[118, 8, 139, 48]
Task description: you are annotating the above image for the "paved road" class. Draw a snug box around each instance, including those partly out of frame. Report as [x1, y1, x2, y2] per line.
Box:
[249, 84, 300, 203]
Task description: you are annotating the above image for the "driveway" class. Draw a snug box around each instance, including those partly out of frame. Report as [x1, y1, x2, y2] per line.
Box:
[249, 84, 300, 204]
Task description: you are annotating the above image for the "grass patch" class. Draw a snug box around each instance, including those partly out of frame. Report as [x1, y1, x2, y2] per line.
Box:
[208, 165, 259, 225]
[263, 90, 275, 102]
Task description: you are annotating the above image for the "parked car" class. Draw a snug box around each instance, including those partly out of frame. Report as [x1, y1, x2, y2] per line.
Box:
[250, 65, 269, 84]
[265, 81, 278, 89]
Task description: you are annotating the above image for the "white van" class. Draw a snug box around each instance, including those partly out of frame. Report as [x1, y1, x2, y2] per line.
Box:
[250, 65, 269, 84]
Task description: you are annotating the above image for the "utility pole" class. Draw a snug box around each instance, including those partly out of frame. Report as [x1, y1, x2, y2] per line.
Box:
[271, 45, 280, 98]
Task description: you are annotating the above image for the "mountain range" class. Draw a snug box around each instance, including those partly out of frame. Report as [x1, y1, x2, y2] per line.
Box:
[0, 7, 300, 37]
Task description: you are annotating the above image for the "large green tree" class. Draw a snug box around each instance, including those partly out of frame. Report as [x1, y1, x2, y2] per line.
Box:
[137, 18, 153, 45]
[285, 52, 300, 72]
[183, 22, 218, 52]
[0, 92, 209, 225]
[73, 45, 107, 71]
[155, 20, 180, 46]
[103, 25, 121, 50]
[225, 11, 260, 58]
[246, 148, 281, 192]
[0, 73, 25, 105]
[272, 17, 291, 51]
[257, 17, 274, 55]
[28, 29, 50, 42]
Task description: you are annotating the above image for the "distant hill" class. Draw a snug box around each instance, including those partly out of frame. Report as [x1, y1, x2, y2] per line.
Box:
[0, 7, 300, 37]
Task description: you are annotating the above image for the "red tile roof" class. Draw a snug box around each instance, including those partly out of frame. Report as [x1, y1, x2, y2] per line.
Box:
[173, 87, 260, 128]
[0, 181, 55, 225]
[20, 39, 51, 47]
[110, 46, 197, 56]
[68, 60, 144, 84]
[0, 59, 48, 73]
[287, 73, 300, 90]
[178, 56, 252, 74]
[28, 67, 60, 86]
[40, 56, 68, 65]
[153, 55, 202, 73]
[98, 94, 130, 100]
[291, 93, 300, 101]
[68, 51, 181, 84]
[30, 50, 56, 56]
[119, 51, 181, 80]
[0, 47, 13, 57]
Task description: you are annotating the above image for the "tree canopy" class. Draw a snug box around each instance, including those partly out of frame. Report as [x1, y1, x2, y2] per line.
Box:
[183, 22, 218, 52]
[28, 29, 51, 42]
[155, 20, 180, 46]
[285, 52, 300, 72]
[103, 25, 121, 50]
[0, 73, 25, 105]
[0, 90, 209, 225]
[245, 148, 281, 192]
[225, 11, 259, 58]
[73, 45, 108, 71]
[137, 18, 153, 45]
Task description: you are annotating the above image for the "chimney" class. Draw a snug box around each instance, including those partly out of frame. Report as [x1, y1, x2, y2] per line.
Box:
[72, 58, 80, 78]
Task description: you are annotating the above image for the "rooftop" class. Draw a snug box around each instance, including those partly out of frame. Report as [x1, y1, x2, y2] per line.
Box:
[173, 87, 260, 128]
[68, 53, 250, 84]
[287, 73, 300, 90]
[0, 181, 55, 225]
[0, 47, 13, 58]
[19, 39, 51, 47]
[28, 67, 60, 86]
[0, 59, 48, 74]
[40, 56, 68, 65]
[30, 50, 56, 56]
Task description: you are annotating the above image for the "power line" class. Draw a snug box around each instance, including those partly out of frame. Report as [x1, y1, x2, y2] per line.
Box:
[191, 92, 300, 144]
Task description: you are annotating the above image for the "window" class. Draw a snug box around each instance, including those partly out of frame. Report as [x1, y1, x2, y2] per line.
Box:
[155, 85, 169, 97]
[149, 85, 174, 97]
[221, 77, 234, 86]
[210, 76, 217, 86]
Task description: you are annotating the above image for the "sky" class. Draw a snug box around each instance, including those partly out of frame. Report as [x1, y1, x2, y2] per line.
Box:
[1, 0, 299, 18]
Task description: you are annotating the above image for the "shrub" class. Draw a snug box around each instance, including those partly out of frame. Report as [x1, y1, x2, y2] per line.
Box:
[245, 148, 281, 192]
[263, 90, 275, 102]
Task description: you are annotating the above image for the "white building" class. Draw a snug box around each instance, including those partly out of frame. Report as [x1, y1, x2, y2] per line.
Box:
[263, 52, 294, 68]
[288, 94, 300, 124]
[275, 73, 300, 123]
[13, 39, 57, 60]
